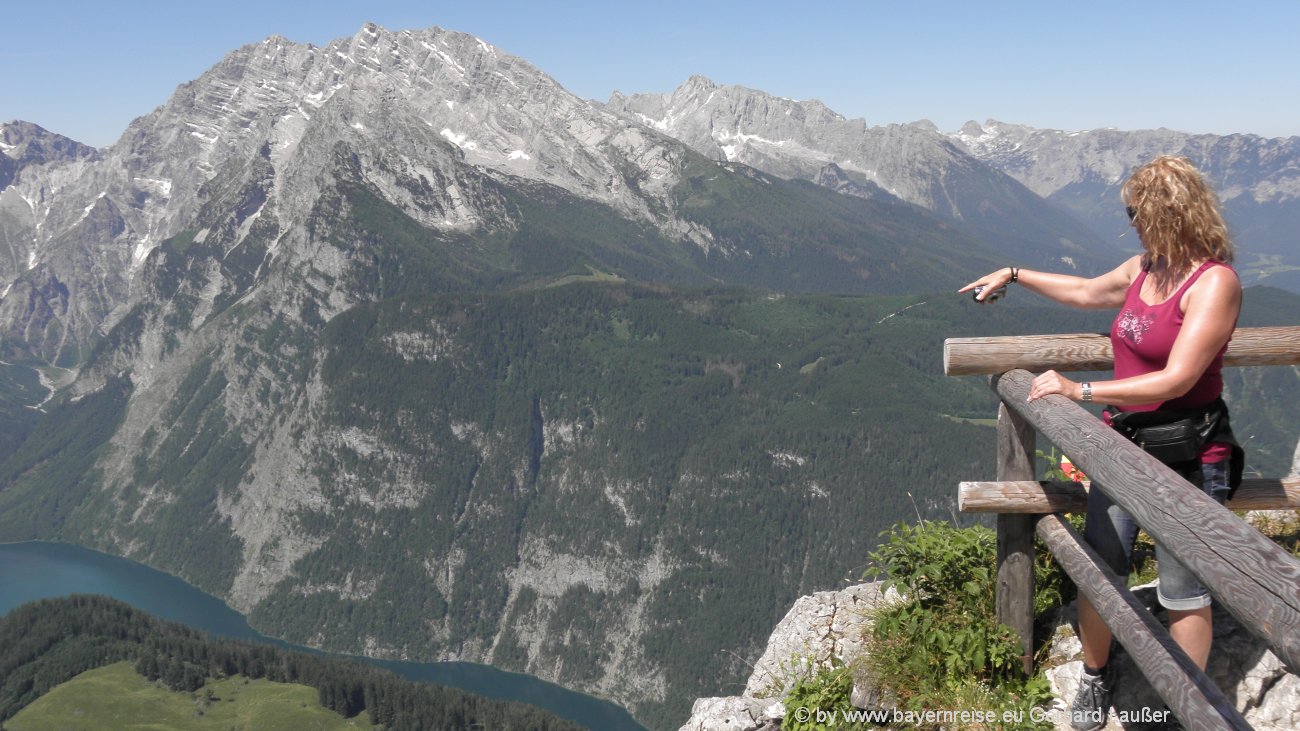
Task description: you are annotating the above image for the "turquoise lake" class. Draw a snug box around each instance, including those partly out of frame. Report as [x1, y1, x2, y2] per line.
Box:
[0, 540, 646, 731]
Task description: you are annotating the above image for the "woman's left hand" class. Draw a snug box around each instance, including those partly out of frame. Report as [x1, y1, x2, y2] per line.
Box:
[1028, 370, 1082, 402]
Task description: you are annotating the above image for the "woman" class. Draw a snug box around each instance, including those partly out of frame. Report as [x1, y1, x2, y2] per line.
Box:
[959, 155, 1242, 731]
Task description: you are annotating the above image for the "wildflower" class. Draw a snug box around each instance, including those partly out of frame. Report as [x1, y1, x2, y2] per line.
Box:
[1060, 457, 1087, 483]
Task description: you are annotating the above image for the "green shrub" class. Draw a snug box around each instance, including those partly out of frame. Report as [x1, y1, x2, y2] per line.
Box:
[867, 522, 1021, 686]
[781, 661, 861, 731]
[860, 521, 1053, 729]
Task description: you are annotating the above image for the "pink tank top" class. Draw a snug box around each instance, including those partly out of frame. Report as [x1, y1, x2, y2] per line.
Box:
[1110, 260, 1234, 462]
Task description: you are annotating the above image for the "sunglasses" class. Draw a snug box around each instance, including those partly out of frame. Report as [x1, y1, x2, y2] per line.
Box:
[1126, 206, 1138, 221]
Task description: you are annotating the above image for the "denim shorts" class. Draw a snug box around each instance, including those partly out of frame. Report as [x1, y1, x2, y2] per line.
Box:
[1083, 460, 1231, 611]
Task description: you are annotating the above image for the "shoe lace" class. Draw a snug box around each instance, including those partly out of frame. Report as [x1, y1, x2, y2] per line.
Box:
[1078, 672, 1106, 709]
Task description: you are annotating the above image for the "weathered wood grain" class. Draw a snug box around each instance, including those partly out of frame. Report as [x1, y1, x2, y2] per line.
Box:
[944, 325, 1300, 376]
[959, 477, 1300, 514]
[995, 403, 1036, 676]
[1036, 514, 1251, 731]
[993, 369, 1300, 674]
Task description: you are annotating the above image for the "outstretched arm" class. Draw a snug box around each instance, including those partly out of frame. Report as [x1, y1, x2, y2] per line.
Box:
[959, 256, 1141, 309]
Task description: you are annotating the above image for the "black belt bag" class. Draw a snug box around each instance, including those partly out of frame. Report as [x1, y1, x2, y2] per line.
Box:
[1106, 400, 1224, 465]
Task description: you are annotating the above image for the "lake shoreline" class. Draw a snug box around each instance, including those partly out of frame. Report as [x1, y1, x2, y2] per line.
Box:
[0, 539, 646, 731]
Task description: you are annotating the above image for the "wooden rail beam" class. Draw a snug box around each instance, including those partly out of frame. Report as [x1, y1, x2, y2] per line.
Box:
[1036, 514, 1251, 731]
[992, 369, 1300, 674]
[944, 325, 1300, 376]
[959, 477, 1300, 514]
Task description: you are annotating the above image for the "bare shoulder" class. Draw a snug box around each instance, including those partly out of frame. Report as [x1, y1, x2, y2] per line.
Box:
[1183, 262, 1242, 314]
[1202, 262, 1242, 285]
[1194, 263, 1243, 296]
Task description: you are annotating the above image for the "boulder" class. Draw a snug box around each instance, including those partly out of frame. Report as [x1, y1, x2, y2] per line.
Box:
[675, 697, 782, 731]
[743, 582, 896, 698]
[676, 581, 896, 731]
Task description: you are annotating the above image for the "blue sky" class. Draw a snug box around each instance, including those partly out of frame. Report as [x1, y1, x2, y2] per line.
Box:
[3, 1, 1298, 148]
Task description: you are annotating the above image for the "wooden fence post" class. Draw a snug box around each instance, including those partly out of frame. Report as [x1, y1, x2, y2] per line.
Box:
[995, 400, 1036, 676]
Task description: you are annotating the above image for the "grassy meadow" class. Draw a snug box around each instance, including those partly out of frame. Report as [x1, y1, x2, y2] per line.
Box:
[7, 662, 372, 731]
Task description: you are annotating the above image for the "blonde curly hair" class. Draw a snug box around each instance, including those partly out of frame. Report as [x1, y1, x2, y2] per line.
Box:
[1122, 155, 1234, 272]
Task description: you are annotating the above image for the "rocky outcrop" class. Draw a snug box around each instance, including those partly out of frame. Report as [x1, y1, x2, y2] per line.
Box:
[678, 582, 897, 731]
[679, 580, 1299, 731]
[741, 582, 893, 700]
[677, 698, 784, 731]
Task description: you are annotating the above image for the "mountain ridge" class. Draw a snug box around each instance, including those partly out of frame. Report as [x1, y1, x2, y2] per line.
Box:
[605, 76, 1123, 274]
[2, 23, 1037, 367]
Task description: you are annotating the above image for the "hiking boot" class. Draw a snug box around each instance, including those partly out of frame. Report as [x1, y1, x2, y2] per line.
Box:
[1069, 663, 1115, 731]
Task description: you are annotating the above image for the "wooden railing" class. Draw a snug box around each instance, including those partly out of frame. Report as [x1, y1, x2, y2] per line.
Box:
[944, 325, 1300, 731]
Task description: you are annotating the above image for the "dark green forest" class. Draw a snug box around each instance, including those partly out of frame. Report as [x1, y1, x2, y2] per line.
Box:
[0, 595, 581, 730]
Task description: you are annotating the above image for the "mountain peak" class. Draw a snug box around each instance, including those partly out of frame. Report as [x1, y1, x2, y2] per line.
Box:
[680, 74, 718, 93]
[0, 120, 100, 167]
[355, 21, 389, 42]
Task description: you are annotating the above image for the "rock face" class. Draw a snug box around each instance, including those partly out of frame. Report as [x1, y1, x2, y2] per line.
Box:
[741, 583, 891, 699]
[0, 122, 108, 363]
[679, 582, 1299, 731]
[0, 24, 702, 363]
[678, 582, 896, 731]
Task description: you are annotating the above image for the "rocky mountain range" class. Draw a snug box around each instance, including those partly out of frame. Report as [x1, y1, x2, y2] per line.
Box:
[604, 78, 1300, 292]
[2, 23, 1063, 367]
[607, 77, 1121, 274]
[2, 23, 706, 365]
[2, 21, 1299, 731]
